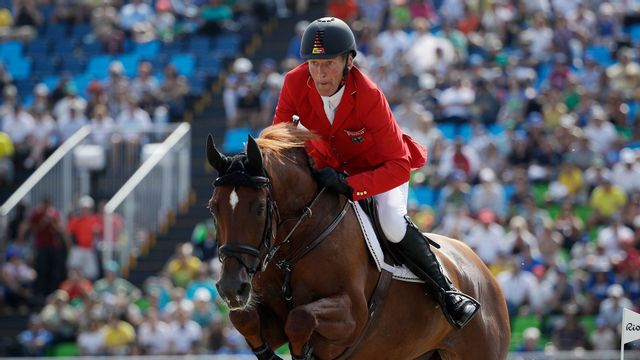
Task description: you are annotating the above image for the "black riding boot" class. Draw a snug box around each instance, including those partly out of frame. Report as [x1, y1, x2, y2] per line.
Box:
[390, 219, 480, 329]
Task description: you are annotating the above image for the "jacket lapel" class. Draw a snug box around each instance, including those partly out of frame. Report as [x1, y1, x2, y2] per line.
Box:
[330, 75, 356, 135]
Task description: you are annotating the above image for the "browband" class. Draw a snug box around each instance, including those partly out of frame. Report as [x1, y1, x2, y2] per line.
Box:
[214, 171, 271, 188]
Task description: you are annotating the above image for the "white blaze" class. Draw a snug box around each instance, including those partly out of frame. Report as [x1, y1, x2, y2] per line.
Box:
[229, 188, 239, 211]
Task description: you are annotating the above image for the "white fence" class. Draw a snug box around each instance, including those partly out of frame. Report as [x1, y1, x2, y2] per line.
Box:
[103, 122, 191, 274]
[0, 126, 92, 246]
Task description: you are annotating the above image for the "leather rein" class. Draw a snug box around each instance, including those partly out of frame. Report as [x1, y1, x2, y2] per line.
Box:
[214, 170, 349, 306]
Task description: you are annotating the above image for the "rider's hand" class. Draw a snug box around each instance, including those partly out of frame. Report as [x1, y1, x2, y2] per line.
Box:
[314, 168, 353, 198]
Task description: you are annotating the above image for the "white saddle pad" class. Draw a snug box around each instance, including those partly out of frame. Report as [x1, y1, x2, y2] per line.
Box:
[351, 201, 423, 283]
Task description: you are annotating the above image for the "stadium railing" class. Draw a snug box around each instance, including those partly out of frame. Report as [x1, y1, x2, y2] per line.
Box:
[103, 122, 191, 275]
[0, 126, 92, 245]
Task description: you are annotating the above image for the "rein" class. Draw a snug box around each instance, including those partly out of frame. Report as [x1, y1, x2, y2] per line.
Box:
[214, 170, 349, 306]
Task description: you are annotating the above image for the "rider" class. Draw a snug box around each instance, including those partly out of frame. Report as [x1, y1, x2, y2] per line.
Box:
[272, 17, 479, 329]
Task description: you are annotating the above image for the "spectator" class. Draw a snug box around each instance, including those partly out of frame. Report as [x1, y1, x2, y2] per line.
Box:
[58, 268, 93, 302]
[551, 303, 588, 351]
[77, 317, 105, 356]
[612, 148, 640, 194]
[167, 243, 202, 288]
[598, 284, 633, 329]
[583, 105, 618, 154]
[66, 195, 101, 280]
[588, 177, 627, 227]
[39, 290, 77, 343]
[0, 131, 14, 186]
[465, 208, 506, 265]
[158, 64, 189, 121]
[186, 265, 218, 302]
[497, 258, 541, 317]
[137, 309, 171, 355]
[590, 316, 617, 350]
[515, 327, 544, 352]
[169, 306, 202, 355]
[1, 246, 36, 310]
[118, 0, 154, 33]
[102, 312, 136, 355]
[17, 197, 68, 298]
[94, 261, 140, 301]
[131, 61, 160, 102]
[89, 104, 116, 148]
[17, 315, 53, 356]
[470, 168, 505, 219]
[198, 0, 233, 36]
[2, 103, 35, 153]
[53, 85, 88, 123]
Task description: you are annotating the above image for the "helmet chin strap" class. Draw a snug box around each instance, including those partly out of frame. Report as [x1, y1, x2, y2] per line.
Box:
[334, 55, 349, 95]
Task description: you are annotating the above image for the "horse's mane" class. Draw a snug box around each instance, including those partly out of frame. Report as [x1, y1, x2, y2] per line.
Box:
[255, 123, 318, 159]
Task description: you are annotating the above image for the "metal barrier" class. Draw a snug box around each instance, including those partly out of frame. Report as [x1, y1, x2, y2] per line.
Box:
[0, 125, 181, 248]
[0, 126, 92, 246]
[103, 122, 191, 275]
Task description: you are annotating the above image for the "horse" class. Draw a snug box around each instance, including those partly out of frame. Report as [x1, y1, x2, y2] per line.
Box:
[206, 123, 510, 360]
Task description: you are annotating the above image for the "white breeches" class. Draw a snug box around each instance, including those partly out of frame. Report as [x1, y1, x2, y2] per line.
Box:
[374, 181, 409, 243]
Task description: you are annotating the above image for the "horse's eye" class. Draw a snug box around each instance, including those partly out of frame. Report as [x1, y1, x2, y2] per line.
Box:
[257, 203, 266, 216]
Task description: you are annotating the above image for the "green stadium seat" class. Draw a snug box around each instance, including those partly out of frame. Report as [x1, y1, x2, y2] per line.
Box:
[51, 342, 79, 357]
[510, 314, 542, 350]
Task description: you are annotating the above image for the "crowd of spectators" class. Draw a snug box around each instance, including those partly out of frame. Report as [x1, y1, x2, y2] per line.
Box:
[7, 0, 640, 356]
[220, 0, 640, 353]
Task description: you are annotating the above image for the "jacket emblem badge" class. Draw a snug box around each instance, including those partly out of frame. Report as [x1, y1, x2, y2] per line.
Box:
[344, 128, 366, 144]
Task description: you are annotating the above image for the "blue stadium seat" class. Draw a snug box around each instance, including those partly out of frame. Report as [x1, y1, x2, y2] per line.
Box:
[45, 24, 68, 40]
[585, 45, 614, 67]
[53, 40, 76, 55]
[0, 41, 23, 62]
[81, 40, 103, 56]
[199, 56, 222, 76]
[134, 40, 160, 58]
[188, 76, 205, 96]
[42, 75, 59, 90]
[630, 24, 640, 45]
[60, 56, 85, 72]
[437, 123, 456, 141]
[72, 74, 91, 98]
[170, 54, 195, 77]
[15, 79, 35, 98]
[189, 36, 211, 52]
[87, 55, 113, 80]
[488, 123, 505, 136]
[223, 128, 251, 154]
[25, 38, 49, 56]
[71, 23, 93, 40]
[31, 57, 56, 76]
[213, 33, 242, 58]
[117, 53, 140, 78]
[7, 57, 32, 81]
[459, 123, 473, 142]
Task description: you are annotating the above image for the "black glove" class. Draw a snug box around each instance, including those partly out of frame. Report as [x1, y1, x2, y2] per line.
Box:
[314, 168, 353, 198]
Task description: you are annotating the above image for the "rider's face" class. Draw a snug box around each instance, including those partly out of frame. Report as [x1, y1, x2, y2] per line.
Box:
[308, 55, 352, 97]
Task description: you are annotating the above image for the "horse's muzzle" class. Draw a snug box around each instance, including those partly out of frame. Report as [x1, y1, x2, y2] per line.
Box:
[217, 274, 252, 309]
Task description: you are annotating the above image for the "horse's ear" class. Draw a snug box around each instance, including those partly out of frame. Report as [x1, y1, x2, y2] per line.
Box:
[206, 134, 227, 172]
[246, 135, 264, 174]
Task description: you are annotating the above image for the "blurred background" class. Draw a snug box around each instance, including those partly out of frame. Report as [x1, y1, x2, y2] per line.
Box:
[1, 0, 640, 359]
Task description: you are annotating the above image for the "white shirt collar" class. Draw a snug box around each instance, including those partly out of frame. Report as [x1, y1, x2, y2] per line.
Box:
[321, 85, 345, 125]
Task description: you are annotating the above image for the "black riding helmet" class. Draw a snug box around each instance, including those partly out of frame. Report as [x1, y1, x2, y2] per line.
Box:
[300, 17, 357, 60]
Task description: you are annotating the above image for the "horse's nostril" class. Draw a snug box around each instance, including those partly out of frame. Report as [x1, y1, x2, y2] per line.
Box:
[238, 282, 250, 298]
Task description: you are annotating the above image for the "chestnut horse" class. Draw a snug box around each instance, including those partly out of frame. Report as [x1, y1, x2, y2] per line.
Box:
[206, 124, 509, 360]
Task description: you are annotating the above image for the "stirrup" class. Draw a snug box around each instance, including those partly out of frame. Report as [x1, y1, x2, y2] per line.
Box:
[441, 290, 481, 330]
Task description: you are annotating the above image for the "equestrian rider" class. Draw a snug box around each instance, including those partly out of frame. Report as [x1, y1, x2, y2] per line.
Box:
[272, 17, 479, 329]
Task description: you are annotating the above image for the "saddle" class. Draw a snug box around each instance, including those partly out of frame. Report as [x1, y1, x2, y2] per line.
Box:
[357, 198, 439, 266]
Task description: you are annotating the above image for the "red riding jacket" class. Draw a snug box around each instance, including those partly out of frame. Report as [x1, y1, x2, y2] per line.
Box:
[273, 63, 427, 201]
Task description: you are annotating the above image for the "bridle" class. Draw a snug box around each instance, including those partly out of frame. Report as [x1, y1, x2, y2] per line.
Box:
[214, 169, 348, 303]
